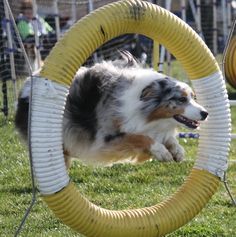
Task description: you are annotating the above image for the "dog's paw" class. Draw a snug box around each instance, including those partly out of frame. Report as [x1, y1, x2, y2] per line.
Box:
[150, 142, 174, 162]
[165, 138, 185, 162]
[170, 144, 185, 162]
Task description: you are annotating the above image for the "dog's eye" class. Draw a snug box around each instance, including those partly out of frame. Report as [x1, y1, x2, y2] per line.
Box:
[178, 97, 187, 103]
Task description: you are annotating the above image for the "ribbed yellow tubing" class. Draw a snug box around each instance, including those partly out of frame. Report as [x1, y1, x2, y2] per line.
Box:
[225, 36, 236, 89]
[40, 1, 221, 236]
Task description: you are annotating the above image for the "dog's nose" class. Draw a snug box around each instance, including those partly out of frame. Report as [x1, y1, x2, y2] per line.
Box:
[200, 111, 208, 120]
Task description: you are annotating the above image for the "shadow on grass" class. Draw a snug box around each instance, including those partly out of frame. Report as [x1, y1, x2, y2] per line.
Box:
[2, 186, 35, 195]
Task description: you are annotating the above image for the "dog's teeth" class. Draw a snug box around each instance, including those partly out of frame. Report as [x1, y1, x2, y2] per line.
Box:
[174, 115, 199, 129]
[174, 114, 200, 129]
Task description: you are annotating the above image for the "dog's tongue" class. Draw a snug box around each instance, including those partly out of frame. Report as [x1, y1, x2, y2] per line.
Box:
[173, 115, 199, 129]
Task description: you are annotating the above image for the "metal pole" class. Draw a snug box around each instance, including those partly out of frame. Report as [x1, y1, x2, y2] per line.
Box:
[88, 0, 98, 62]
[158, 45, 165, 73]
[158, 0, 172, 73]
[166, 0, 172, 75]
[223, 172, 236, 206]
[222, 0, 228, 44]
[0, 0, 8, 118]
[166, 50, 171, 75]
[3, 0, 17, 110]
[227, 0, 232, 34]
[213, 0, 218, 55]
[189, 0, 204, 40]
[1, 78, 8, 117]
[189, 0, 198, 24]
[196, 0, 204, 39]
[181, 0, 186, 22]
[4, 0, 32, 75]
[2, 1, 37, 235]
[31, 0, 41, 70]
[53, 0, 60, 42]
[152, 41, 159, 71]
[71, 0, 77, 25]
[14, 75, 37, 237]
[88, 0, 94, 12]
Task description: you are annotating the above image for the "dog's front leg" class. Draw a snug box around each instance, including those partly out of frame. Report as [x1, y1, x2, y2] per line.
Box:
[150, 141, 174, 162]
[63, 149, 72, 169]
[165, 137, 185, 162]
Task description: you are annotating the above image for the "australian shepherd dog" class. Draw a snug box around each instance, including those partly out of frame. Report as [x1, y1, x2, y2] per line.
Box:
[15, 51, 208, 168]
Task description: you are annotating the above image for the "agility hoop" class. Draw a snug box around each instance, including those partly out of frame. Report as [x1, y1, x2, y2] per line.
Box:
[29, 1, 231, 236]
[225, 36, 236, 89]
[224, 19, 236, 89]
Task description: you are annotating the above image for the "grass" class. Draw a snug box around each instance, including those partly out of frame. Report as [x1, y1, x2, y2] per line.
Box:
[0, 117, 235, 237]
[0, 59, 236, 236]
[0, 108, 236, 237]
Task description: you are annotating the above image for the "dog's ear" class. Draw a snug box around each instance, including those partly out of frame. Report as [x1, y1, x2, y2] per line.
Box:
[140, 82, 161, 104]
[118, 50, 139, 67]
[140, 85, 154, 101]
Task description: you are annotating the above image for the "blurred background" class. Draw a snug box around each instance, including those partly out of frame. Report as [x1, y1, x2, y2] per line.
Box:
[0, 0, 236, 119]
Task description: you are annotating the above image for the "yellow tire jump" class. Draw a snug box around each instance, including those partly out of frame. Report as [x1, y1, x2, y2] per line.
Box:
[225, 36, 236, 89]
[29, 1, 231, 236]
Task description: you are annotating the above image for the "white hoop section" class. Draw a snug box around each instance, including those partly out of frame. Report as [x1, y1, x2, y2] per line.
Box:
[191, 72, 231, 178]
[31, 77, 69, 194]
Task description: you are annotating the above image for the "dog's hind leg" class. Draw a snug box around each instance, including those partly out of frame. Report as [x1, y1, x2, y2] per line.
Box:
[99, 133, 155, 164]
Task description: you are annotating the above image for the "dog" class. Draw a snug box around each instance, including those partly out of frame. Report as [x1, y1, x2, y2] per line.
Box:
[15, 51, 208, 167]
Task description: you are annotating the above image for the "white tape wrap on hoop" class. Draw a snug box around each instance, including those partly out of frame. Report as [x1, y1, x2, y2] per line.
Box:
[30, 77, 69, 194]
[192, 71, 231, 179]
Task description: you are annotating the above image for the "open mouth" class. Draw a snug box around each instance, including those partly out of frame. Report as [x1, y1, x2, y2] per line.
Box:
[173, 115, 200, 129]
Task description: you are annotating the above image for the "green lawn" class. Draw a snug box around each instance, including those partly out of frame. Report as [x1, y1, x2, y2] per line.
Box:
[0, 106, 235, 236]
[0, 58, 236, 236]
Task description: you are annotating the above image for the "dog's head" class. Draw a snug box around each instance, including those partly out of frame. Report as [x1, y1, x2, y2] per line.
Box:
[140, 76, 208, 129]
